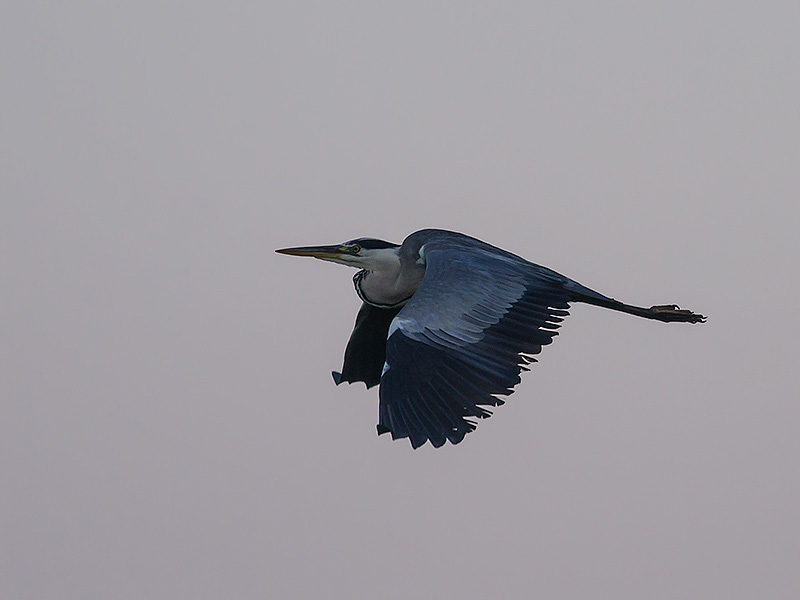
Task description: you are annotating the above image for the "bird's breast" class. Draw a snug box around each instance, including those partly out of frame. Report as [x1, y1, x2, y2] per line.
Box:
[353, 269, 420, 309]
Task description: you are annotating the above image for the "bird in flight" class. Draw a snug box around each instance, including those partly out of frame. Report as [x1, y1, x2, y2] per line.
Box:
[276, 229, 705, 449]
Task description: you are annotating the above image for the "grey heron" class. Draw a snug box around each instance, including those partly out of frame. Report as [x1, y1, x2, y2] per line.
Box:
[276, 229, 705, 449]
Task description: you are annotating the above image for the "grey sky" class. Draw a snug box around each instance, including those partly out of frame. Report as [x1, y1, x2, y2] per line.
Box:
[2, 2, 799, 599]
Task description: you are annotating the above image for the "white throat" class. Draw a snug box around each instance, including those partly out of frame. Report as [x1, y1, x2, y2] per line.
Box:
[352, 248, 421, 308]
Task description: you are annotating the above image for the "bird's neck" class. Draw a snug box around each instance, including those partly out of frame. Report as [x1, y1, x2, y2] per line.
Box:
[354, 261, 423, 309]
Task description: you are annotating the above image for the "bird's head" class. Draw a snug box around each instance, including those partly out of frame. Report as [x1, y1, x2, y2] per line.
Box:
[276, 237, 401, 270]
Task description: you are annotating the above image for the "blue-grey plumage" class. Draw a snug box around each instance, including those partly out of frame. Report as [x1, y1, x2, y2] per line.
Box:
[276, 229, 706, 449]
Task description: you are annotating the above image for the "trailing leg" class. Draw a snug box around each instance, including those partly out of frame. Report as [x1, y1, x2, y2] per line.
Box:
[564, 281, 706, 323]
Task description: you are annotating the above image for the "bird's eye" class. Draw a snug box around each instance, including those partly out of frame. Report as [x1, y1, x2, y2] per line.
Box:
[351, 244, 361, 254]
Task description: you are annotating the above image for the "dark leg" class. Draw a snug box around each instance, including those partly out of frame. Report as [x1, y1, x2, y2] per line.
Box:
[564, 281, 706, 323]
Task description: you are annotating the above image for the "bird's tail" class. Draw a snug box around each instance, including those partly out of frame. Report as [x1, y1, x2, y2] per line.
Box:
[564, 280, 706, 323]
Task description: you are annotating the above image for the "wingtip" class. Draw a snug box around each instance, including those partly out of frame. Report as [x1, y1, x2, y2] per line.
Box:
[331, 371, 343, 385]
[377, 424, 391, 436]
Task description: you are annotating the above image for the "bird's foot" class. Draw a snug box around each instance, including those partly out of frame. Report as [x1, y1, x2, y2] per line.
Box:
[650, 304, 707, 323]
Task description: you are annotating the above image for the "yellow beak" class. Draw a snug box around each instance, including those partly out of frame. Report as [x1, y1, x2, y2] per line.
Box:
[275, 244, 350, 259]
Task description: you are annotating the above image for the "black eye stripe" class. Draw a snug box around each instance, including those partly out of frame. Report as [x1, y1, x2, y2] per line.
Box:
[344, 238, 400, 250]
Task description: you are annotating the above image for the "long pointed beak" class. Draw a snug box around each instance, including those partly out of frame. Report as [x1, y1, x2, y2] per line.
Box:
[275, 244, 349, 259]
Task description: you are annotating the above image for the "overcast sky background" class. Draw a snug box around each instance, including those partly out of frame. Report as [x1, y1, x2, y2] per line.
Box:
[3, 3, 799, 599]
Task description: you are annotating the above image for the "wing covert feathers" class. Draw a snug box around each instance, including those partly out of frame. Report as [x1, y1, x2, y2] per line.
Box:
[378, 234, 570, 448]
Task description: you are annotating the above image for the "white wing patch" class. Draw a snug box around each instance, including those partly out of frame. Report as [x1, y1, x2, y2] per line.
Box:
[416, 244, 427, 265]
[387, 316, 405, 340]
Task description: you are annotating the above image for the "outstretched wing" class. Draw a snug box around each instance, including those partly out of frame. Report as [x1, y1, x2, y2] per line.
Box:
[333, 303, 403, 388]
[378, 234, 570, 448]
